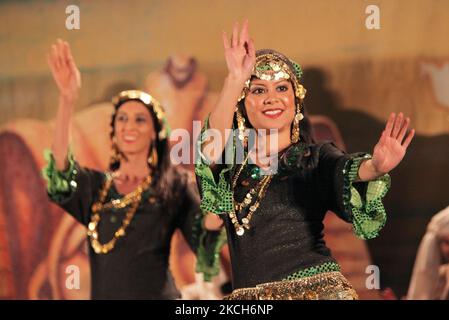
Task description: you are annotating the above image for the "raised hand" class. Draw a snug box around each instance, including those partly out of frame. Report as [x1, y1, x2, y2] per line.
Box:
[204, 20, 256, 162]
[222, 20, 255, 83]
[47, 39, 81, 101]
[371, 113, 415, 174]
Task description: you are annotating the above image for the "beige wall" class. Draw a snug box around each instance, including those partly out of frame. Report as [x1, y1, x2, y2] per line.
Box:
[1, 0, 449, 133]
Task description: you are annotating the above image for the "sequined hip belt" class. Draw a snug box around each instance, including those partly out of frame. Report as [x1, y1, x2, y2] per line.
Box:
[225, 272, 358, 300]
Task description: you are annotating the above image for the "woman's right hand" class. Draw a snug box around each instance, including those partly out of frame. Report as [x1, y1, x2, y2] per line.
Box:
[47, 39, 81, 101]
[222, 20, 256, 84]
[203, 21, 255, 163]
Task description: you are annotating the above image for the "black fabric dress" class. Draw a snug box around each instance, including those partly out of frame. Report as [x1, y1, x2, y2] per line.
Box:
[224, 142, 353, 289]
[49, 164, 201, 299]
[196, 141, 389, 291]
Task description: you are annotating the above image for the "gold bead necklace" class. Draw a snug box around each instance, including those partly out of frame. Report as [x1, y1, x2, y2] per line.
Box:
[229, 154, 273, 236]
[87, 173, 152, 254]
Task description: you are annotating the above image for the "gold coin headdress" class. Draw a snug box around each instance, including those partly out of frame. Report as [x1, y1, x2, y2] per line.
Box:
[111, 90, 171, 140]
[238, 50, 306, 102]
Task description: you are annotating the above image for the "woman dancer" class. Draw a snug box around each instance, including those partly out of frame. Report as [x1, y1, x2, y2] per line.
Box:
[195, 21, 415, 300]
[43, 39, 220, 299]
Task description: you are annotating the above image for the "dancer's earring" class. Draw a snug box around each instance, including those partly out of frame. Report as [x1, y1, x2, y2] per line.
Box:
[236, 107, 248, 146]
[148, 144, 158, 169]
[291, 103, 304, 144]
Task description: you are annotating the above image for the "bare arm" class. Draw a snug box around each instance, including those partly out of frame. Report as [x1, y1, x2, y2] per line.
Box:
[201, 21, 256, 230]
[47, 39, 81, 170]
[203, 20, 256, 163]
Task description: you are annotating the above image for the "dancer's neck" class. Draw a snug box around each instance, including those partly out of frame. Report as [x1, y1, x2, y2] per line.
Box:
[116, 152, 151, 182]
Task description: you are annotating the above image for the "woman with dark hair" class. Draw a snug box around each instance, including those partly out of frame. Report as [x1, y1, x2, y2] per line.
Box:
[42, 39, 220, 299]
[195, 21, 415, 300]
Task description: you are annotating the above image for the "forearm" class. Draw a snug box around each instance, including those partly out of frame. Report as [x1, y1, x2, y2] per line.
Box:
[203, 75, 246, 163]
[52, 94, 76, 171]
[357, 159, 385, 182]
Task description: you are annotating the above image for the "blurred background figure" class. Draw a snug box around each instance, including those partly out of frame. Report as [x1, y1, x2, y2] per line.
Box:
[407, 206, 449, 300]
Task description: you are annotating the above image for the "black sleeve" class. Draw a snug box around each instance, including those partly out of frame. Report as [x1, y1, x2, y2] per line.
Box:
[175, 169, 203, 252]
[317, 142, 366, 222]
[49, 163, 105, 226]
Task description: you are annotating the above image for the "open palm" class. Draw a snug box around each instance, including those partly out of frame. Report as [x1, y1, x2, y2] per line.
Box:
[372, 113, 415, 174]
[222, 20, 255, 83]
[47, 39, 81, 100]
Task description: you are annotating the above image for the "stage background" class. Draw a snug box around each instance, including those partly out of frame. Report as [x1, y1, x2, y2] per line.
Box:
[1, 0, 449, 299]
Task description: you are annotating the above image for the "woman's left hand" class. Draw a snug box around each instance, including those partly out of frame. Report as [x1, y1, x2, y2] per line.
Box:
[371, 112, 415, 174]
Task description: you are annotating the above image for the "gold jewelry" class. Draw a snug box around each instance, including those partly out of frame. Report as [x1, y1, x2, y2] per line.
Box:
[147, 145, 158, 168]
[236, 107, 248, 145]
[224, 271, 358, 300]
[291, 103, 303, 144]
[111, 90, 170, 140]
[295, 84, 307, 100]
[87, 173, 152, 254]
[229, 154, 273, 236]
[238, 52, 307, 102]
[230, 176, 272, 236]
[235, 51, 307, 144]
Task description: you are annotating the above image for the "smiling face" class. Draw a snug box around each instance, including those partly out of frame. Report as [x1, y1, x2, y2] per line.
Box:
[244, 78, 296, 133]
[114, 100, 155, 157]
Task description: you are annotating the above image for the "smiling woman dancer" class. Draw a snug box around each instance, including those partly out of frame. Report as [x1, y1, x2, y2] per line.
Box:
[42, 39, 221, 299]
[194, 21, 415, 300]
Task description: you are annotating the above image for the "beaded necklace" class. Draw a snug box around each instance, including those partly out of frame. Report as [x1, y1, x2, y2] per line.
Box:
[229, 154, 273, 236]
[87, 173, 152, 254]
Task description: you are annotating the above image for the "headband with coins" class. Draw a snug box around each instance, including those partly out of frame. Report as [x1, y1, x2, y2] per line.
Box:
[111, 90, 171, 141]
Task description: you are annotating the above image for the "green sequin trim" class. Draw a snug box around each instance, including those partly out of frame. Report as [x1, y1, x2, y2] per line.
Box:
[191, 207, 227, 281]
[284, 262, 341, 281]
[194, 115, 235, 215]
[342, 154, 391, 240]
[195, 225, 227, 281]
[161, 116, 172, 138]
[291, 61, 303, 80]
[193, 116, 231, 280]
[41, 148, 78, 200]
